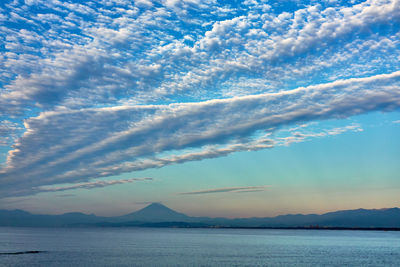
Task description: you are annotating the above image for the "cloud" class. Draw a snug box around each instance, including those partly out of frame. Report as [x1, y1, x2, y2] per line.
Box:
[0, 0, 400, 198]
[0, 120, 22, 146]
[177, 186, 269, 195]
[1, 70, 399, 197]
[275, 123, 363, 146]
[34, 178, 153, 193]
[1, 0, 400, 116]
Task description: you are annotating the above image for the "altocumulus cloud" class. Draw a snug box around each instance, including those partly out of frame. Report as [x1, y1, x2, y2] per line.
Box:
[1, 72, 399, 197]
[0, 0, 400, 197]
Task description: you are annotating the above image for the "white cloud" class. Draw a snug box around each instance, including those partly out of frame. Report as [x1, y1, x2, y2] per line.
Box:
[1, 71, 399, 197]
[0, 120, 22, 146]
[2, 0, 400, 115]
[1, 0, 400, 198]
[275, 123, 363, 146]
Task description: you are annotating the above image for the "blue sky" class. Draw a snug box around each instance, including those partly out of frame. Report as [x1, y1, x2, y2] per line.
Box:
[0, 0, 399, 217]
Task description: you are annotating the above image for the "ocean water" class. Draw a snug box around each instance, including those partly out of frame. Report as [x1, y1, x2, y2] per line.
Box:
[0, 227, 399, 266]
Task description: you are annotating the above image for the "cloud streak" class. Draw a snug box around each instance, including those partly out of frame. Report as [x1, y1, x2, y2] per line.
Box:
[35, 178, 153, 193]
[0, 71, 399, 197]
[178, 186, 269, 195]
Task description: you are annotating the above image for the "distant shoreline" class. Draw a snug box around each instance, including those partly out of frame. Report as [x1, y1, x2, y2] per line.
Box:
[1, 225, 400, 231]
[213, 226, 400, 231]
[2, 205, 400, 229]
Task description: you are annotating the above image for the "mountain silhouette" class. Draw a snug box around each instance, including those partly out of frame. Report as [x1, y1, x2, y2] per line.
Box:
[114, 203, 190, 222]
[1, 204, 399, 228]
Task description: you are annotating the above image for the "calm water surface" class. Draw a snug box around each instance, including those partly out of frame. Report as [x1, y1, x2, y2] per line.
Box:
[0, 227, 399, 266]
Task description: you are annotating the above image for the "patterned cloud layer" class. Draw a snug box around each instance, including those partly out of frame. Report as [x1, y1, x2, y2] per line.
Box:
[1, 0, 399, 197]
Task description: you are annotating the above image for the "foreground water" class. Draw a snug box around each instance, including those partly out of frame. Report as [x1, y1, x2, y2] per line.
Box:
[0, 227, 399, 266]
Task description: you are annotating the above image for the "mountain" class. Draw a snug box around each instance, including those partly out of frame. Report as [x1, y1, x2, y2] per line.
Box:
[1, 204, 399, 228]
[113, 203, 190, 222]
[0, 209, 102, 227]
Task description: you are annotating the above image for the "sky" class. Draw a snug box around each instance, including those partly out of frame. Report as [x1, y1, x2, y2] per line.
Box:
[0, 0, 399, 218]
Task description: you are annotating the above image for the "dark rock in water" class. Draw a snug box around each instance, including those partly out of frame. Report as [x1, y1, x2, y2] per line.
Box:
[0, 250, 44, 255]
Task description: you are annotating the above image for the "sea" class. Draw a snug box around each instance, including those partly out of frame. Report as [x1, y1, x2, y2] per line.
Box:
[0, 227, 399, 266]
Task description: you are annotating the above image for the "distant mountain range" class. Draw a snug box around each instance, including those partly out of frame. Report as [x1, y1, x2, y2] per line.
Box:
[1, 203, 400, 229]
